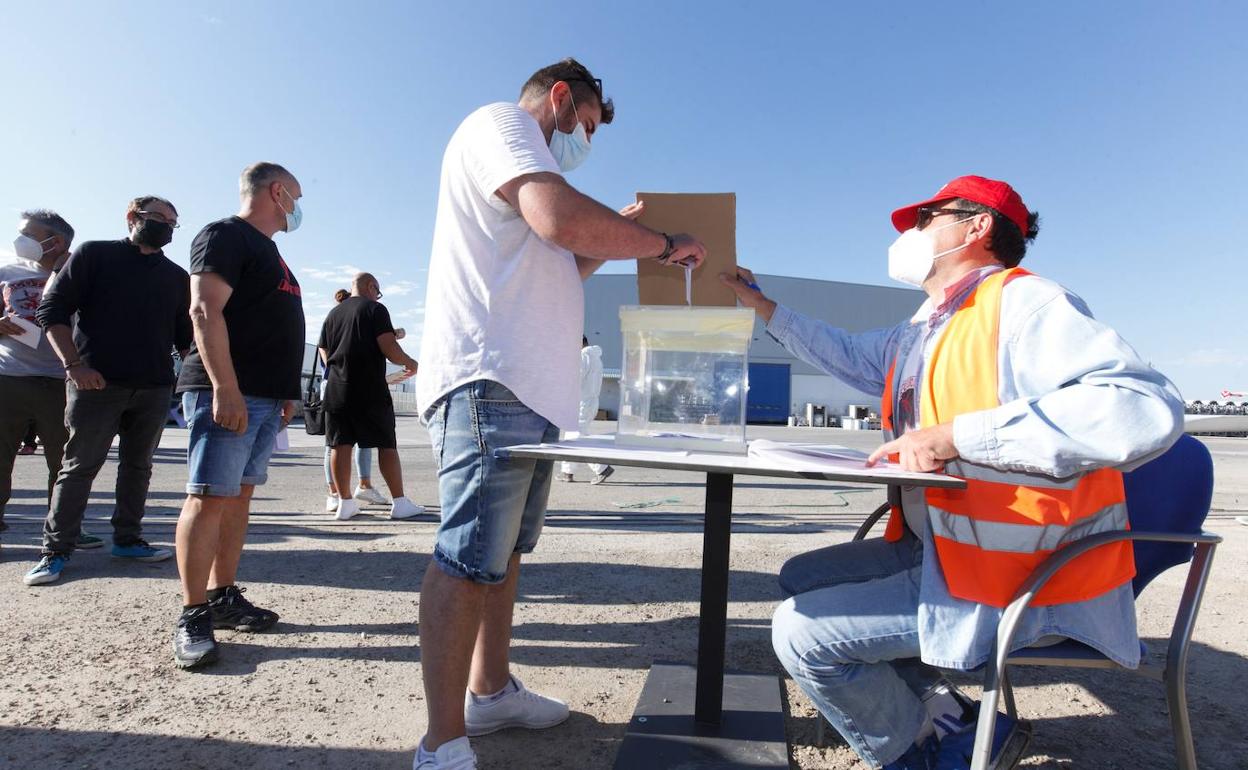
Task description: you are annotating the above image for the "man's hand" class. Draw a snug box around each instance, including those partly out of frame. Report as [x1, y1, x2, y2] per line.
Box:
[403, 356, 419, 376]
[0, 315, 25, 336]
[657, 233, 707, 270]
[281, 400, 298, 428]
[718, 266, 777, 323]
[213, 385, 249, 435]
[866, 423, 958, 472]
[67, 364, 106, 390]
[619, 200, 645, 220]
[394, 327, 406, 340]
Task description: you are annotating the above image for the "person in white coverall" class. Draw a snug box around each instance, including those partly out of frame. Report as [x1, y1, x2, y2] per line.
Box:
[557, 336, 613, 484]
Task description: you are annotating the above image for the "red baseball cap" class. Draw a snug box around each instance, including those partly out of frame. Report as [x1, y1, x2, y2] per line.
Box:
[891, 175, 1029, 235]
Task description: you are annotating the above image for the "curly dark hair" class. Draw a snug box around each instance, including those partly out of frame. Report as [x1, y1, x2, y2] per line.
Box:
[520, 57, 614, 124]
[952, 198, 1040, 268]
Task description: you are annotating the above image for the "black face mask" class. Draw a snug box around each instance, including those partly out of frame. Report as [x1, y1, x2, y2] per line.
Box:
[133, 219, 174, 249]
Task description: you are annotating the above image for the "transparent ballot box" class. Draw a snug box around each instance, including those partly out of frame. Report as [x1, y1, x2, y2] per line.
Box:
[617, 306, 755, 453]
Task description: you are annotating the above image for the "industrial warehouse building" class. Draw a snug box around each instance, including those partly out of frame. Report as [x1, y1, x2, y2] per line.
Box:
[583, 273, 923, 424]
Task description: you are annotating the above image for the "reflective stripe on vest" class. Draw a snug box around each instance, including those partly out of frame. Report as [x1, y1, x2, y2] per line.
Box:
[878, 267, 1135, 607]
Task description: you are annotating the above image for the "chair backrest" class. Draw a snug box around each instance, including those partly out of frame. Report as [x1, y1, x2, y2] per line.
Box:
[1122, 434, 1215, 595]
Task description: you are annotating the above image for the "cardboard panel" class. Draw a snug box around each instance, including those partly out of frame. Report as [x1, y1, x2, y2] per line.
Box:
[635, 192, 738, 307]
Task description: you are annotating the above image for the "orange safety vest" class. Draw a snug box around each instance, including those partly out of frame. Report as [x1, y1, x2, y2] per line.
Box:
[880, 267, 1135, 607]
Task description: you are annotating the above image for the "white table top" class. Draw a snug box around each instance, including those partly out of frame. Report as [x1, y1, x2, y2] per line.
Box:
[496, 436, 965, 489]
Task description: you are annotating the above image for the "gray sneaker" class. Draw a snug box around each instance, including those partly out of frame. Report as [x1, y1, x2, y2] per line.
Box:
[76, 530, 104, 549]
[589, 467, 615, 485]
[173, 606, 219, 669]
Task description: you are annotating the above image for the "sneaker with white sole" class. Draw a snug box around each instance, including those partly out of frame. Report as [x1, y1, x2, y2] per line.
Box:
[326, 494, 340, 512]
[335, 498, 361, 521]
[112, 541, 173, 562]
[354, 486, 389, 506]
[24, 554, 68, 585]
[390, 496, 425, 520]
[413, 736, 477, 770]
[464, 675, 569, 736]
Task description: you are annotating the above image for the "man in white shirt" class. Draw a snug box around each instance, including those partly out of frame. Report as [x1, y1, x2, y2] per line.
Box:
[0, 210, 75, 550]
[414, 58, 706, 769]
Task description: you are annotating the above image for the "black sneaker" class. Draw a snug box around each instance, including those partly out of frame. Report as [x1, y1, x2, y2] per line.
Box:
[173, 606, 219, 669]
[208, 585, 279, 632]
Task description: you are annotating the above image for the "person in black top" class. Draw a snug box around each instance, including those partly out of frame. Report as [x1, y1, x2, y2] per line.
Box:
[170, 162, 305, 670]
[317, 272, 422, 522]
[22, 196, 191, 586]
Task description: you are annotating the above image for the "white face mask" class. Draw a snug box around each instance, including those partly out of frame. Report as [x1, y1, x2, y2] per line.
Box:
[886, 217, 971, 288]
[13, 234, 54, 263]
[548, 90, 591, 172]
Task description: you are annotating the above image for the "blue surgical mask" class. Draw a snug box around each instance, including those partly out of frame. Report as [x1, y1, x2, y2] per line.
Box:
[280, 187, 303, 233]
[548, 90, 591, 173]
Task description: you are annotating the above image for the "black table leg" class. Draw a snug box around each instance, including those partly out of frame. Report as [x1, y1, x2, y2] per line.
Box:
[695, 471, 734, 725]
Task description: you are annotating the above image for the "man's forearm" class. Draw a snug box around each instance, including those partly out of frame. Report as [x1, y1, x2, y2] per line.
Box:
[521, 181, 666, 260]
[192, 311, 238, 391]
[378, 336, 412, 366]
[44, 324, 80, 367]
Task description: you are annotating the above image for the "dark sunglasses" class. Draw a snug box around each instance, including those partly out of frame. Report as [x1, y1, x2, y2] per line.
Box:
[915, 206, 980, 231]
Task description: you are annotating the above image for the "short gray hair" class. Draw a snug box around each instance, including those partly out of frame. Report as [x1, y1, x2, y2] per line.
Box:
[20, 208, 75, 245]
[239, 162, 296, 198]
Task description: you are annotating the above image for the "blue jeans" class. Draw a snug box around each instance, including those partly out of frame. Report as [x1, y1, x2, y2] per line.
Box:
[771, 533, 942, 767]
[425, 380, 559, 584]
[323, 445, 373, 486]
[182, 391, 283, 497]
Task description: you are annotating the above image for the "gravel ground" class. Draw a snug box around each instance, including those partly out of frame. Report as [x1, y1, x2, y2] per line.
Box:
[1, 420, 1244, 770]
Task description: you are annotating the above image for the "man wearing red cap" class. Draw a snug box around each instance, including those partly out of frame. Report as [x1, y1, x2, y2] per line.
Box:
[722, 176, 1184, 769]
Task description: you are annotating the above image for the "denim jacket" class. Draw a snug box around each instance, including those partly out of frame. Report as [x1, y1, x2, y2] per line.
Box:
[766, 266, 1185, 669]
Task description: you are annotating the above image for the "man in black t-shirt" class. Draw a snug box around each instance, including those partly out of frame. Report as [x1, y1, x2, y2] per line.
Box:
[24, 195, 191, 587]
[170, 162, 306, 670]
[317, 272, 422, 522]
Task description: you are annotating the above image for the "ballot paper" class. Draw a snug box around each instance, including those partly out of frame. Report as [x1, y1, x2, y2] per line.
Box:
[4, 314, 42, 349]
[747, 439, 880, 470]
[684, 265, 692, 305]
[386, 370, 415, 385]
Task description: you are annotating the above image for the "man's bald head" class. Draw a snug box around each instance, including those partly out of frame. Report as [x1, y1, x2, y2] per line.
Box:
[351, 272, 381, 300]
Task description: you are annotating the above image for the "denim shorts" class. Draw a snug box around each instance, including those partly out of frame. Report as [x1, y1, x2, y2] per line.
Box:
[426, 380, 559, 584]
[183, 390, 284, 497]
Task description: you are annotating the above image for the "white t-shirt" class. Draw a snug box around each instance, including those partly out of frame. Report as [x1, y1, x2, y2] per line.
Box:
[0, 258, 63, 378]
[417, 102, 583, 430]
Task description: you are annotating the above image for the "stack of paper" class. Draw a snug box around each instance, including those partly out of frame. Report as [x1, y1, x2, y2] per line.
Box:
[747, 439, 878, 470]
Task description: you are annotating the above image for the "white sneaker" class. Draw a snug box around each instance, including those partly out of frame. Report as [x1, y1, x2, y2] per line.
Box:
[334, 498, 361, 521]
[325, 494, 340, 512]
[464, 676, 569, 736]
[354, 486, 389, 506]
[390, 496, 426, 520]
[413, 736, 476, 770]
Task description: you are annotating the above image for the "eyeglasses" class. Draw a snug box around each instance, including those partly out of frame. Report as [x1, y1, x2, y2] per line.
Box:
[137, 210, 180, 229]
[915, 206, 979, 231]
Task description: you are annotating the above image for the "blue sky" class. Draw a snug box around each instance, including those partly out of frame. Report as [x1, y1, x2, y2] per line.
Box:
[2, 1, 1244, 399]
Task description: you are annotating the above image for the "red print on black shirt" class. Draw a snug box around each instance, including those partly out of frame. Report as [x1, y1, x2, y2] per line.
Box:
[277, 256, 301, 298]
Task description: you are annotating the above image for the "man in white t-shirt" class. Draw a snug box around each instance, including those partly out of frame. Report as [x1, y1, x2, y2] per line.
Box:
[1, 210, 75, 551]
[414, 57, 706, 769]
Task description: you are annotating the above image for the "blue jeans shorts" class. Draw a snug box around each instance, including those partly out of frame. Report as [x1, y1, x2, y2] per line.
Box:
[183, 390, 284, 497]
[426, 380, 559, 584]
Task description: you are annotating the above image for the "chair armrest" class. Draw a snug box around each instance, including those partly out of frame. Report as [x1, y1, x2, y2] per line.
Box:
[992, 530, 1222, 681]
[853, 502, 892, 541]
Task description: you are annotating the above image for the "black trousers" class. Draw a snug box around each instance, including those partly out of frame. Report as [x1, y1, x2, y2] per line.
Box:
[0, 375, 68, 532]
[41, 383, 171, 554]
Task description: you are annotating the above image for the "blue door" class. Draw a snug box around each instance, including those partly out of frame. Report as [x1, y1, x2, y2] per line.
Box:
[747, 363, 791, 424]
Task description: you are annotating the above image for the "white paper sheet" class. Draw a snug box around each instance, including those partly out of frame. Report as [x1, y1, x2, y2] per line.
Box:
[747, 439, 878, 469]
[4, 314, 42, 349]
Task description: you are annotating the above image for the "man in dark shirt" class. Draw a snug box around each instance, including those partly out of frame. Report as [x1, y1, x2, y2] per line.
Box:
[317, 272, 421, 521]
[171, 162, 305, 670]
[23, 196, 191, 586]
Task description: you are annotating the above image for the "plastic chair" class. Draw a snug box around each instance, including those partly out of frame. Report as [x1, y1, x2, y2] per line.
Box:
[969, 434, 1220, 769]
[813, 435, 1221, 769]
